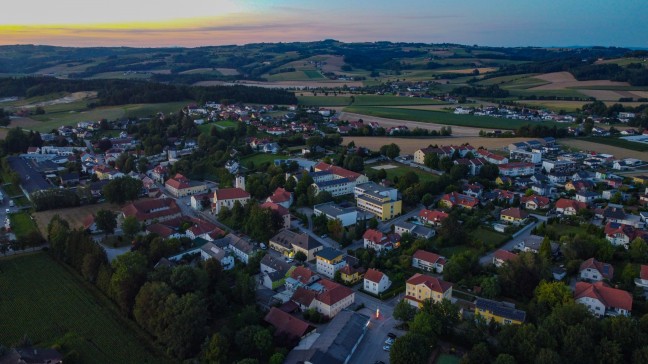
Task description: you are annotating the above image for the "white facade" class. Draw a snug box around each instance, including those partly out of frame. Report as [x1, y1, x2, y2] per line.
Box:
[315, 292, 355, 317]
[580, 267, 606, 282]
[316, 258, 346, 279]
[576, 296, 607, 317]
[364, 274, 391, 295]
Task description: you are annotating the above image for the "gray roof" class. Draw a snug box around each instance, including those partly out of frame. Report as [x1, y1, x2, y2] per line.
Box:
[314, 178, 351, 188]
[316, 247, 344, 261]
[476, 298, 526, 322]
[200, 242, 227, 260]
[7, 156, 52, 194]
[314, 202, 357, 218]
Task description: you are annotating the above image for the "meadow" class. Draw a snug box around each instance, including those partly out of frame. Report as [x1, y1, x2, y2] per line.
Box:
[352, 95, 447, 106]
[8, 211, 39, 240]
[297, 96, 352, 106]
[0, 253, 167, 364]
[368, 163, 439, 183]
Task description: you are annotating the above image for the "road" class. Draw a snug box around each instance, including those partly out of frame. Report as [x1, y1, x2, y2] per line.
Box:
[378, 205, 423, 233]
[479, 214, 548, 266]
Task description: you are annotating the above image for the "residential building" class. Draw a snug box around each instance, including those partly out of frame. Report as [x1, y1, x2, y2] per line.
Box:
[363, 268, 391, 295]
[266, 187, 293, 208]
[604, 222, 648, 248]
[575, 191, 600, 204]
[411, 250, 446, 273]
[579, 258, 614, 282]
[439, 192, 478, 209]
[635, 265, 648, 291]
[269, 229, 323, 261]
[314, 279, 355, 318]
[498, 162, 535, 177]
[418, 209, 448, 226]
[260, 254, 292, 289]
[313, 202, 358, 227]
[475, 298, 526, 325]
[520, 195, 550, 210]
[516, 235, 559, 256]
[190, 193, 211, 211]
[315, 247, 346, 279]
[260, 201, 291, 229]
[493, 249, 518, 267]
[121, 198, 182, 225]
[354, 182, 402, 221]
[574, 281, 632, 317]
[200, 242, 235, 270]
[404, 273, 453, 308]
[394, 221, 435, 239]
[500, 207, 529, 225]
[477, 149, 509, 165]
[264, 307, 315, 340]
[339, 264, 364, 285]
[555, 198, 587, 216]
[165, 173, 208, 197]
[211, 187, 250, 214]
[363, 229, 400, 253]
[310, 162, 369, 196]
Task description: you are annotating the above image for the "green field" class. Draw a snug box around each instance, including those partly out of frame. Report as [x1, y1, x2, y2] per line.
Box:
[8, 212, 39, 240]
[436, 354, 461, 364]
[583, 136, 648, 152]
[240, 153, 289, 166]
[352, 95, 447, 106]
[0, 253, 167, 363]
[470, 227, 510, 249]
[25, 101, 191, 132]
[344, 106, 552, 130]
[373, 164, 439, 184]
[297, 96, 352, 106]
[303, 70, 325, 79]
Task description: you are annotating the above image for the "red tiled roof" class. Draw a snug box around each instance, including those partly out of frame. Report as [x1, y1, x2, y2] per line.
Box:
[406, 273, 452, 294]
[579, 258, 614, 280]
[364, 268, 385, 283]
[493, 249, 518, 262]
[264, 307, 313, 338]
[215, 187, 250, 200]
[499, 162, 535, 170]
[441, 192, 478, 208]
[268, 187, 292, 204]
[418, 209, 448, 223]
[82, 215, 95, 229]
[412, 250, 443, 264]
[363, 229, 384, 244]
[260, 201, 289, 216]
[314, 162, 362, 181]
[520, 195, 550, 207]
[291, 287, 317, 307]
[604, 222, 648, 241]
[501, 207, 529, 219]
[574, 281, 632, 312]
[641, 265, 648, 280]
[146, 223, 175, 238]
[555, 198, 587, 211]
[290, 266, 315, 284]
[121, 198, 181, 222]
[316, 279, 354, 306]
[339, 264, 364, 276]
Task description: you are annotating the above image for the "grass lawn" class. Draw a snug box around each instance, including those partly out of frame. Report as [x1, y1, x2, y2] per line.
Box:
[583, 136, 648, 152]
[439, 245, 475, 258]
[0, 253, 167, 364]
[14, 196, 31, 207]
[352, 95, 447, 106]
[297, 96, 352, 106]
[436, 354, 461, 364]
[470, 227, 510, 249]
[344, 106, 551, 130]
[369, 164, 439, 183]
[8, 211, 39, 240]
[214, 120, 239, 129]
[240, 153, 289, 167]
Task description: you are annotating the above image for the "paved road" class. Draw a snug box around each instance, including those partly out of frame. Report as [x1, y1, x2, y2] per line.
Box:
[479, 214, 548, 266]
[378, 205, 423, 233]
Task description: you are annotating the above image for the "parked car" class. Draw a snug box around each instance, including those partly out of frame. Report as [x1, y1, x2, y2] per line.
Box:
[387, 333, 397, 339]
[385, 338, 394, 345]
[382, 345, 391, 352]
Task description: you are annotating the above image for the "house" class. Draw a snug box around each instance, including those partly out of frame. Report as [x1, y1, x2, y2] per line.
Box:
[462, 183, 484, 198]
[260, 254, 293, 289]
[165, 173, 208, 197]
[150, 164, 168, 183]
[493, 249, 518, 267]
[266, 187, 293, 208]
[212, 187, 250, 214]
[339, 264, 364, 285]
[411, 250, 446, 273]
[289, 266, 320, 287]
[475, 298, 526, 325]
[200, 242, 235, 270]
[269, 229, 324, 261]
[394, 221, 435, 239]
[575, 191, 600, 204]
[59, 172, 80, 186]
[313, 202, 358, 227]
[418, 209, 448, 226]
[635, 265, 648, 291]
[260, 201, 291, 229]
[363, 229, 400, 253]
[363, 268, 391, 295]
[313, 279, 355, 318]
[500, 207, 528, 225]
[520, 195, 550, 210]
[315, 247, 346, 279]
[555, 198, 587, 216]
[405, 273, 453, 308]
[604, 222, 648, 248]
[565, 180, 595, 192]
[82, 215, 98, 234]
[439, 192, 478, 209]
[574, 281, 632, 317]
[121, 198, 182, 225]
[264, 307, 315, 340]
[354, 182, 402, 221]
[190, 193, 211, 211]
[226, 234, 255, 264]
[498, 162, 535, 177]
[579, 258, 614, 282]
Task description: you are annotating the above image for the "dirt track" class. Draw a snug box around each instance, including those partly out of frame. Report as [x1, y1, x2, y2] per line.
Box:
[337, 111, 491, 137]
[343, 136, 533, 154]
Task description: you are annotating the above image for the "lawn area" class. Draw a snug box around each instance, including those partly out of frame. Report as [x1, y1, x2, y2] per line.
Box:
[583, 136, 648, 152]
[369, 164, 439, 184]
[27, 101, 191, 132]
[297, 96, 352, 106]
[0, 253, 167, 364]
[240, 153, 289, 167]
[344, 106, 548, 130]
[8, 211, 39, 240]
[198, 120, 239, 133]
[352, 95, 447, 106]
[436, 354, 461, 364]
[470, 226, 510, 249]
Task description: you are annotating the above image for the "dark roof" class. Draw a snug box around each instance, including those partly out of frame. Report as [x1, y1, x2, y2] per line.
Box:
[264, 307, 314, 338]
[7, 156, 51, 193]
[316, 247, 344, 261]
[476, 298, 526, 322]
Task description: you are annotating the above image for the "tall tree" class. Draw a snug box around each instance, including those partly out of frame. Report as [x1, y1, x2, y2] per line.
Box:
[95, 209, 117, 236]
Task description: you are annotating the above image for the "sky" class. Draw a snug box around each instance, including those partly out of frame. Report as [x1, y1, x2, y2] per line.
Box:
[0, 0, 646, 48]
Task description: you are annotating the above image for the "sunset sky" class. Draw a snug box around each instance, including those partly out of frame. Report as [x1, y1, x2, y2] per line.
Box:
[0, 0, 646, 48]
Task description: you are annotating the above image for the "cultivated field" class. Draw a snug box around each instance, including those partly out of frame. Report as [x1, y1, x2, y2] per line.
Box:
[0, 253, 167, 364]
[438, 67, 498, 74]
[558, 138, 648, 160]
[343, 136, 534, 154]
[194, 80, 363, 89]
[530, 72, 630, 90]
[33, 203, 123, 236]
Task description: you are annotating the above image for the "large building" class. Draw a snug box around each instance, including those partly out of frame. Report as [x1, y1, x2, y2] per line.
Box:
[164, 173, 208, 197]
[475, 298, 526, 325]
[313, 202, 358, 227]
[212, 187, 251, 214]
[121, 198, 182, 225]
[498, 162, 535, 177]
[574, 281, 632, 317]
[269, 229, 323, 261]
[309, 162, 369, 197]
[315, 247, 346, 279]
[404, 273, 453, 308]
[354, 182, 402, 221]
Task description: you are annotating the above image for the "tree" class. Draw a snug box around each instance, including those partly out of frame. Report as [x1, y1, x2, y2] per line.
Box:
[121, 215, 140, 240]
[394, 299, 417, 322]
[110, 251, 148, 314]
[95, 209, 117, 236]
[493, 354, 516, 364]
[422, 299, 460, 336]
[158, 292, 209, 359]
[539, 236, 552, 260]
[409, 311, 441, 344]
[134, 281, 173, 334]
[481, 276, 501, 299]
[424, 153, 440, 170]
[449, 164, 469, 181]
[390, 333, 431, 364]
[294, 251, 307, 262]
[103, 177, 143, 204]
[629, 237, 648, 262]
[269, 353, 285, 364]
[421, 193, 434, 207]
[202, 333, 229, 364]
[327, 218, 343, 241]
[462, 343, 491, 364]
[533, 280, 572, 313]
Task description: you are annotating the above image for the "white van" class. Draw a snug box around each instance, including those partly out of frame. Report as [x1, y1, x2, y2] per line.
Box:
[9, 200, 14, 207]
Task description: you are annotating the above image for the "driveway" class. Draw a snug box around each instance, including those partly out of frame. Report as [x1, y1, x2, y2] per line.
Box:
[479, 214, 548, 266]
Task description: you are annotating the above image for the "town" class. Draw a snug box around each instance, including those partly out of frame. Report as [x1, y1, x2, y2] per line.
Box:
[2, 95, 648, 364]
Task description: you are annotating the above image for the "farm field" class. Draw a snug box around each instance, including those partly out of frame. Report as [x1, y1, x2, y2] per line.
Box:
[343, 106, 555, 130]
[297, 96, 352, 106]
[0, 253, 167, 364]
[352, 95, 447, 106]
[530, 72, 630, 90]
[33, 203, 122, 236]
[343, 136, 532, 154]
[558, 138, 648, 160]
[8, 211, 39, 240]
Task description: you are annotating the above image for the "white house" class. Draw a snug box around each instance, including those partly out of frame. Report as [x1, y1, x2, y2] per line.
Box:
[200, 243, 235, 270]
[574, 281, 632, 317]
[579, 258, 613, 282]
[411, 250, 446, 273]
[363, 268, 391, 295]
